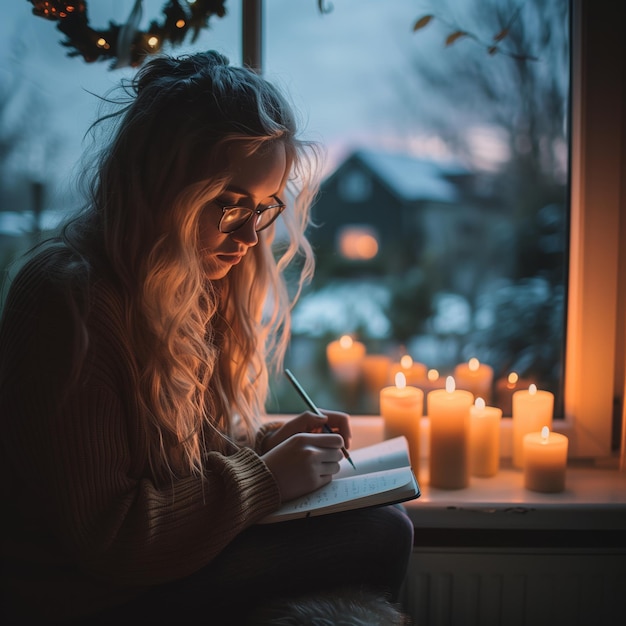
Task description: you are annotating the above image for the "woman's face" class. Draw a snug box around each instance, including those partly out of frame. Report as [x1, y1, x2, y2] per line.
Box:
[198, 141, 287, 280]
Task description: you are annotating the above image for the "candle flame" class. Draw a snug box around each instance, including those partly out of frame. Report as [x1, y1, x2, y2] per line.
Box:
[339, 335, 353, 349]
[395, 372, 407, 389]
[400, 354, 413, 369]
[529, 383, 537, 395]
[475, 397, 486, 410]
[427, 368, 439, 381]
[507, 372, 519, 384]
[541, 426, 550, 441]
[469, 357, 480, 372]
[445, 376, 456, 393]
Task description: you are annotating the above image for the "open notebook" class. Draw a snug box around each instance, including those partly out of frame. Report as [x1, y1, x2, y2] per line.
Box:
[259, 436, 420, 523]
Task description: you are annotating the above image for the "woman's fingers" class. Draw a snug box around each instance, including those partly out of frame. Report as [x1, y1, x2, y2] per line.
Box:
[318, 410, 352, 448]
[320, 460, 341, 476]
[261, 433, 345, 502]
[263, 411, 351, 451]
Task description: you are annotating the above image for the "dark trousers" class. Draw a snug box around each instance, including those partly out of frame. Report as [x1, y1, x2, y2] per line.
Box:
[82, 505, 414, 625]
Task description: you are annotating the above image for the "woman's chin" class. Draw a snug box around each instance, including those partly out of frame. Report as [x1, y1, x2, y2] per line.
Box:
[203, 260, 234, 281]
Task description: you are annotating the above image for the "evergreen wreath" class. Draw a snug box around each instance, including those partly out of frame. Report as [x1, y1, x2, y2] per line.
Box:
[28, 0, 228, 68]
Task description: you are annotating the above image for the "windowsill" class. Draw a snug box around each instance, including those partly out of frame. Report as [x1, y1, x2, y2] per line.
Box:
[405, 462, 626, 531]
[264, 415, 626, 531]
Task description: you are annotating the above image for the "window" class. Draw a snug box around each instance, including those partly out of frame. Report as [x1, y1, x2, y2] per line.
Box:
[265, 2, 571, 410]
[261, 0, 623, 460]
[0, 3, 243, 258]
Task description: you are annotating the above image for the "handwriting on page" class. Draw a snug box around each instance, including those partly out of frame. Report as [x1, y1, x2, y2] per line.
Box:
[280, 468, 410, 514]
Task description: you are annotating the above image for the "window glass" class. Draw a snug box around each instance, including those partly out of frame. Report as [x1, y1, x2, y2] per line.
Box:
[0, 1, 241, 276]
[264, 0, 570, 417]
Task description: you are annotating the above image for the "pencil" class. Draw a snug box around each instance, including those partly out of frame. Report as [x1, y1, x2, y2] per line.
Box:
[284, 368, 356, 470]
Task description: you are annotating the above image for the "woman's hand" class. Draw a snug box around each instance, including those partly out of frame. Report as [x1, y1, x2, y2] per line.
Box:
[262, 410, 351, 453]
[261, 432, 345, 502]
[260, 410, 351, 501]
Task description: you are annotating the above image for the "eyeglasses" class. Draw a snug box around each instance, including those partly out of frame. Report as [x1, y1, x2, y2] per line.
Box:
[217, 196, 286, 234]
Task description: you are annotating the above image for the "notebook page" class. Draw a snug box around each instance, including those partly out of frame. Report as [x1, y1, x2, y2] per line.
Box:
[336, 436, 410, 479]
[273, 466, 414, 517]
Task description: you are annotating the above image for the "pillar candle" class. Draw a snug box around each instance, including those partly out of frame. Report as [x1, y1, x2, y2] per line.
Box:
[390, 355, 427, 387]
[427, 376, 474, 489]
[380, 372, 424, 477]
[326, 335, 365, 384]
[495, 372, 533, 416]
[454, 358, 494, 404]
[469, 397, 502, 477]
[523, 427, 568, 492]
[361, 354, 392, 393]
[512, 384, 554, 468]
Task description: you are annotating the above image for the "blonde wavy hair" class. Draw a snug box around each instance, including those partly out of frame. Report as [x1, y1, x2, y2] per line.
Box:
[63, 51, 321, 480]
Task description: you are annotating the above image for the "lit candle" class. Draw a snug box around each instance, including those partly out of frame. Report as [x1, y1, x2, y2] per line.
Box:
[427, 376, 474, 489]
[512, 384, 554, 468]
[469, 397, 502, 477]
[380, 372, 424, 477]
[419, 368, 446, 414]
[523, 426, 568, 492]
[361, 354, 392, 393]
[495, 372, 532, 416]
[390, 355, 427, 387]
[454, 358, 494, 403]
[326, 335, 365, 384]
[422, 368, 446, 390]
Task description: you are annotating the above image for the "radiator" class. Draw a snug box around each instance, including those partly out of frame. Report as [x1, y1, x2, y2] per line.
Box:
[400, 548, 626, 626]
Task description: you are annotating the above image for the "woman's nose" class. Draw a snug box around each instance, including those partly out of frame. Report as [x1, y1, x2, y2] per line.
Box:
[230, 218, 259, 246]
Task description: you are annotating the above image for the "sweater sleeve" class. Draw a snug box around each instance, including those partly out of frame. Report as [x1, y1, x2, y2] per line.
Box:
[254, 420, 283, 453]
[0, 252, 282, 589]
[47, 387, 281, 586]
[57, 390, 280, 584]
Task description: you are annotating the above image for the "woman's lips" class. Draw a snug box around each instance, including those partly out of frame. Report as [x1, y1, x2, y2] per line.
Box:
[216, 253, 244, 265]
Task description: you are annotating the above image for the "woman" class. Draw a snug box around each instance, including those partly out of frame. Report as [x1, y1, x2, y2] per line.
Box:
[0, 51, 413, 624]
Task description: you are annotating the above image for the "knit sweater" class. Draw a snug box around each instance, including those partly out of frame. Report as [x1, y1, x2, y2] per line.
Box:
[0, 246, 282, 621]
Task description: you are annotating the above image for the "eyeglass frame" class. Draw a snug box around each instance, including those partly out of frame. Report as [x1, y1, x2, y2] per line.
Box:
[217, 195, 286, 234]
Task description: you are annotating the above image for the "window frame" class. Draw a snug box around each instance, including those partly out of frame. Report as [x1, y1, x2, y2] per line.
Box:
[564, 0, 625, 458]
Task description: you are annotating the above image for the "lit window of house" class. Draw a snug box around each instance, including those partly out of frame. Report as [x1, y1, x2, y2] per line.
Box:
[337, 225, 379, 261]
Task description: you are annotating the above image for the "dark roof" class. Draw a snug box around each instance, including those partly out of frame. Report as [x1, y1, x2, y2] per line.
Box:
[328, 149, 464, 203]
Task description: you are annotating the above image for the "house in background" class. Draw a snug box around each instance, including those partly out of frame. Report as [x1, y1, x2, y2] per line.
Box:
[307, 149, 515, 299]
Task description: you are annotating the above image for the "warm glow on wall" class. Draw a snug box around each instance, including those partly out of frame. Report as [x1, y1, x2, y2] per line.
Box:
[337, 226, 379, 260]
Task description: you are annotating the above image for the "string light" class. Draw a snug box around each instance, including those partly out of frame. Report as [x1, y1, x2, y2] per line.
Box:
[28, 0, 227, 68]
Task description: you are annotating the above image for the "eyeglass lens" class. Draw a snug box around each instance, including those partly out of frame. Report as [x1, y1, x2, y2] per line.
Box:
[220, 205, 283, 233]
